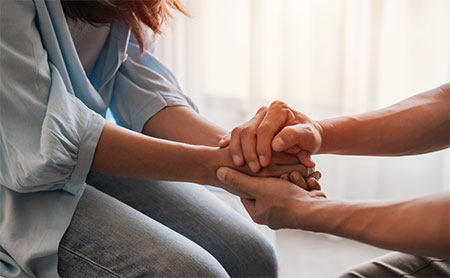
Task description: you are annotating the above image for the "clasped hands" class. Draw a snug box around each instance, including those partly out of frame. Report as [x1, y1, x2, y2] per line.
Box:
[216, 101, 327, 230]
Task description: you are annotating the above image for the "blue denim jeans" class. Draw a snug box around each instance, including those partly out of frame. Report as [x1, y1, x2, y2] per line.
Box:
[57, 172, 278, 277]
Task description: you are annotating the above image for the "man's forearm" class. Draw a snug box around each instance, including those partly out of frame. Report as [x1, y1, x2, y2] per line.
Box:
[301, 193, 450, 258]
[143, 106, 227, 147]
[318, 83, 450, 156]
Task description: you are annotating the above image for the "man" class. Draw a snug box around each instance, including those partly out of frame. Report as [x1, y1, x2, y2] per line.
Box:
[216, 83, 450, 277]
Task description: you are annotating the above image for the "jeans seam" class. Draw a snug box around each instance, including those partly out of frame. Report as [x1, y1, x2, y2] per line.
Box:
[60, 244, 122, 278]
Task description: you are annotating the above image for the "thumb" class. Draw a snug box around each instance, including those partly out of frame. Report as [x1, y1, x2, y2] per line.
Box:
[216, 167, 258, 197]
[271, 125, 302, 152]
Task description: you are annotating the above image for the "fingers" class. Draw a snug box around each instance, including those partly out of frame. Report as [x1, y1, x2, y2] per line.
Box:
[289, 171, 308, 190]
[219, 133, 230, 148]
[271, 152, 299, 165]
[306, 178, 320, 191]
[305, 170, 322, 190]
[284, 145, 302, 154]
[297, 151, 316, 168]
[229, 129, 244, 166]
[241, 127, 260, 173]
[260, 164, 309, 178]
[309, 190, 327, 199]
[228, 107, 267, 170]
[272, 125, 301, 152]
[287, 170, 321, 190]
[216, 167, 259, 198]
[256, 101, 293, 167]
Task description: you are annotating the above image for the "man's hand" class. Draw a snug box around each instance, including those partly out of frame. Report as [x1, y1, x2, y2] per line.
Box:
[216, 167, 326, 230]
[206, 147, 321, 197]
[219, 101, 323, 172]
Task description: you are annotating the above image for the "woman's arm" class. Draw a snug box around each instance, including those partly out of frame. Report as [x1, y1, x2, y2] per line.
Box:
[143, 106, 226, 147]
[91, 123, 311, 194]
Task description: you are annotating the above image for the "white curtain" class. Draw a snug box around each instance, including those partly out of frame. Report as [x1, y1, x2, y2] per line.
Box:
[155, 0, 450, 200]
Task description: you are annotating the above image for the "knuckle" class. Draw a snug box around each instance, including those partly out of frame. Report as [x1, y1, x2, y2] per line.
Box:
[257, 106, 268, 114]
[270, 100, 285, 108]
[231, 127, 242, 135]
[256, 125, 266, 134]
[241, 127, 256, 137]
[286, 126, 301, 139]
[257, 124, 272, 136]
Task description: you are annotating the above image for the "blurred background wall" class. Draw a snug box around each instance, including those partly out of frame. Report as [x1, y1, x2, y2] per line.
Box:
[153, 0, 450, 276]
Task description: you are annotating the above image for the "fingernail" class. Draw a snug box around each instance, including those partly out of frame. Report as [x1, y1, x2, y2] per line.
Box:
[217, 168, 226, 182]
[259, 155, 268, 166]
[273, 138, 285, 149]
[233, 155, 242, 165]
[248, 162, 259, 173]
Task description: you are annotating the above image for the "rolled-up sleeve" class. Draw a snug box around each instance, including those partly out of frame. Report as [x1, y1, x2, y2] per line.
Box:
[110, 36, 198, 133]
[0, 0, 105, 195]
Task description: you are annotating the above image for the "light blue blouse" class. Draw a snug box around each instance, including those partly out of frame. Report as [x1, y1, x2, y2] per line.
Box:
[0, 0, 196, 277]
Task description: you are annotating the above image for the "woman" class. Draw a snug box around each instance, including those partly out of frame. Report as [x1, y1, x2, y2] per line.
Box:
[0, 0, 316, 277]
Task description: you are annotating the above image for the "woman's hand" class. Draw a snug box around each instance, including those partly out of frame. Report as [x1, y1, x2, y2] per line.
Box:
[219, 101, 323, 172]
[201, 146, 319, 197]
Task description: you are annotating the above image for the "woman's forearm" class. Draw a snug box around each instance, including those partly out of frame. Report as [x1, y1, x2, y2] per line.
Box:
[143, 106, 227, 147]
[318, 83, 450, 156]
[302, 193, 449, 258]
[91, 122, 222, 186]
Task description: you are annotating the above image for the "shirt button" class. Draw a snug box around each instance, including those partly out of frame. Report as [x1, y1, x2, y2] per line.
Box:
[122, 53, 128, 63]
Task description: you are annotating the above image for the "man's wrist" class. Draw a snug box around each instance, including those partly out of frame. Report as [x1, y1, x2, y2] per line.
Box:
[315, 119, 333, 154]
[292, 197, 336, 231]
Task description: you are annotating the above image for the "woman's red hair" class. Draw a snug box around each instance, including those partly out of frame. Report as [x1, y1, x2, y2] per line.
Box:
[61, 0, 187, 51]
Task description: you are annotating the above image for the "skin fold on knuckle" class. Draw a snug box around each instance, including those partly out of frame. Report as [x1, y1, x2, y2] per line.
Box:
[270, 100, 286, 109]
[256, 106, 268, 114]
[231, 126, 243, 137]
[241, 126, 256, 139]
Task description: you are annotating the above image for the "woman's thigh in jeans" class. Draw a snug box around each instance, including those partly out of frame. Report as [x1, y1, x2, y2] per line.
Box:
[86, 171, 278, 278]
[58, 185, 229, 278]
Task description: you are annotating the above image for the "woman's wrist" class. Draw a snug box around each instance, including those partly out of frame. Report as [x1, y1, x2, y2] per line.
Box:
[195, 146, 233, 187]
